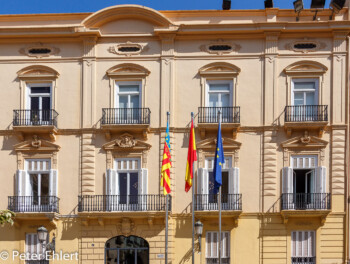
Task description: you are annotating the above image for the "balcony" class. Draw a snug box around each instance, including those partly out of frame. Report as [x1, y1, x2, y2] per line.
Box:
[13, 109, 58, 140]
[280, 193, 331, 223]
[291, 257, 315, 264]
[284, 105, 328, 137]
[78, 194, 171, 212]
[101, 108, 151, 139]
[197, 107, 240, 139]
[8, 196, 59, 214]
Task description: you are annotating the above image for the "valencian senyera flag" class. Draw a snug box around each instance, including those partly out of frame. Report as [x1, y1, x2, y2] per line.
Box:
[213, 119, 225, 194]
[185, 118, 197, 192]
[161, 119, 172, 195]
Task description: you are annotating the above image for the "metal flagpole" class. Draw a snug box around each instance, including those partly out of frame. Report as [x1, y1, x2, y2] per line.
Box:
[165, 111, 170, 264]
[218, 110, 222, 264]
[191, 112, 195, 264]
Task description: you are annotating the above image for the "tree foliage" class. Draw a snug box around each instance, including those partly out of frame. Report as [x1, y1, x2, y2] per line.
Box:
[0, 210, 15, 226]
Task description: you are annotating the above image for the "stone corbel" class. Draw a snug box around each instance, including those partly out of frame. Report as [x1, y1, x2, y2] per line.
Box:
[16, 132, 24, 141]
[13, 220, 21, 229]
[98, 218, 104, 227]
[320, 215, 327, 226]
[233, 129, 238, 140]
[49, 132, 56, 142]
[283, 215, 289, 224]
[233, 217, 239, 227]
[318, 128, 324, 138]
[286, 128, 292, 137]
[105, 130, 111, 140]
[81, 218, 89, 227]
[200, 129, 206, 139]
[49, 217, 58, 229]
[147, 217, 154, 227]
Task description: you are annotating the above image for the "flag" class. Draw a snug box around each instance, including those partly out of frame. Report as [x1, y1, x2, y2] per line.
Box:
[213, 120, 225, 194]
[161, 119, 172, 195]
[185, 118, 197, 192]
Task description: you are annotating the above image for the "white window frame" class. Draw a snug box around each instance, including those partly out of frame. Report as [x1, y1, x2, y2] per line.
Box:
[114, 158, 141, 197]
[25, 233, 47, 263]
[290, 155, 318, 169]
[291, 231, 315, 259]
[115, 81, 142, 108]
[291, 78, 319, 106]
[205, 80, 233, 107]
[26, 82, 52, 110]
[25, 159, 51, 197]
[206, 231, 230, 260]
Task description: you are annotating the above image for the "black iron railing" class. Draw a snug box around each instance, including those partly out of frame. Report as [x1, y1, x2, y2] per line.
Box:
[78, 195, 171, 212]
[8, 196, 59, 213]
[284, 105, 328, 122]
[198, 107, 240, 123]
[26, 261, 49, 264]
[281, 193, 331, 210]
[206, 258, 230, 264]
[194, 194, 242, 211]
[292, 257, 316, 264]
[13, 109, 58, 126]
[101, 108, 151, 125]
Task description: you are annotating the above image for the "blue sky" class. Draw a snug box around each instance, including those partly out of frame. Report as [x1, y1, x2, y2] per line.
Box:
[0, 0, 333, 14]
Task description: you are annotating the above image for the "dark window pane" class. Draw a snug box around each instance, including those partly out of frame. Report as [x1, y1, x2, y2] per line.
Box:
[129, 173, 138, 204]
[222, 172, 228, 195]
[42, 97, 50, 110]
[31, 87, 50, 94]
[119, 173, 127, 204]
[41, 174, 49, 196]
[31, 97, 39, 110]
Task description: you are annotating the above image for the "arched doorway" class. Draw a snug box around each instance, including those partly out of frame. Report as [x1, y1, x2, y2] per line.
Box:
[105, 235, 149, 264]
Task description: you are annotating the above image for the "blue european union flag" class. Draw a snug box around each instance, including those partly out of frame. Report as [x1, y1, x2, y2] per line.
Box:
[213, 121, 225, 194]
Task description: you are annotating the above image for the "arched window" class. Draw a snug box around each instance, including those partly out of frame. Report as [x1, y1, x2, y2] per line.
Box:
[105, 235, 149, 264]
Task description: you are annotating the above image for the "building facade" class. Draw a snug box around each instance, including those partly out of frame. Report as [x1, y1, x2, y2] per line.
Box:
[0, 4, 349, 264]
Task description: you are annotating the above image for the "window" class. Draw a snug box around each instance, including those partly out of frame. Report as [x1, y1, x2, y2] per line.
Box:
[197, 157, 240, 210]
[15, 159, 58, 212]
[106, 158, 148, 211]
[206, 80, 232, 108]
[26, 83, 52, 125]
[25, 233, 48, 264]
[282, 156, 328, 210]
[291, 231, 315, 264]
[292, 79, 318, 106]
[206, 231, 230, 264]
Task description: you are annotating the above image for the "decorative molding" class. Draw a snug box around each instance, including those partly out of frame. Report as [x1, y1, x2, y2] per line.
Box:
[285, 39, 326, 53]
[17, 65, 59, 80]
[115, 134, 136, 148]
[281, 133, 328, 149]
[117, 218, 135, 236]
[284, 60, 328, 76]
[108, 41, 149, 56]
[31, 135, 42, 148]
[19, 43, 60, 58]
[197, 137, 241, 150]
[200, 39, 241, 55]
[198, 62, 241, 77]
[106, 63, 150, 78]
[14, 136, 60, 153]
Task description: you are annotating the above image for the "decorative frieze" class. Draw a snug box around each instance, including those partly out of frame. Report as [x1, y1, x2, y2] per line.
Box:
[108, 41, 148, 56]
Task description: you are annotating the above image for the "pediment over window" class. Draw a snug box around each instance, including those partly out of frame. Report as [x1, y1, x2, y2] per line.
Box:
[82, 5, 173, 28]
[14, 135, 60, 152]
[106, 63, 150, 78]
[199, 62, 241, 77]
[17, 65, 59, 79]
[197, 137, 241, 150]
[284, 61, 328, 75]
[281, 132, 328, 149]
[103, 133, 151, 151]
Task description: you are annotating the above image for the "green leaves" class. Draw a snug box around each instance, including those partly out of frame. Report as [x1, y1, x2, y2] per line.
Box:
[0, 210, 15, 226]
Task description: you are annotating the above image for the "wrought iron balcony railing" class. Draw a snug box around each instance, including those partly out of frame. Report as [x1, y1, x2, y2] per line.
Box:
[292, 257, 316, 264]
[78, 194, 171, 212]
[281, 193, 331, 210]
[13, 109, 58, 127]
[206, 258, 230, 264]
[284, 105, 328, 122]
[8, 196, 59, 213]
[101, 108, 151, 125]
[194, 194, 242, 211]
[198, 107, 240, 123]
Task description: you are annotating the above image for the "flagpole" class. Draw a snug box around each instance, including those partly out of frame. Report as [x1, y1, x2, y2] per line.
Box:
[191, 112, 195, 264]
[218, 110, 222, 264]
[165, 111, 170, 264]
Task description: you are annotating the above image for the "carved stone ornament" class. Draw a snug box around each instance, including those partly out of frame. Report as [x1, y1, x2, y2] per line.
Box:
[117, 218, 135, 236]
[31, 135, 42, 148]
[115, 134, 136, 148]
[300, 131, 311, 144]
[200, 39, 241, 55]
[108, 41, 148, 56]
[19, 42, 60, 58]
[285, 38, 326, 53]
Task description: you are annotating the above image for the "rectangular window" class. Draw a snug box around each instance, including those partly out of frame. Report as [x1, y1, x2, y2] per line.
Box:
[291, 231, 315, 264]
[26, 83, 52, 124]
[25, 233, 48, 264]
[206, 231, 230, 264]
[292, 79, 318, 106]
[115, 158, 141, 205]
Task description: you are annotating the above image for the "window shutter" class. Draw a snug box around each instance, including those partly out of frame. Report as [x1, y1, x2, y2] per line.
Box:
[228, 167, 239, 194]
[106, 169, 118, 211]
[206, 232, 211, 258]
[49, 169, 58, 197]
[221, 232, 230, 258]
[316, 166, 326, 193]
[197, 168, 203, 194]
[291, 231, 315, 257]
[282, 167, 293, 194]
[212, 232, 218, 258]
[16, 170, 26, 196]
[25, 171, 31, 196]
[140, 169, 148, 210]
